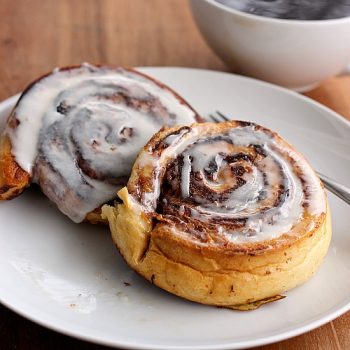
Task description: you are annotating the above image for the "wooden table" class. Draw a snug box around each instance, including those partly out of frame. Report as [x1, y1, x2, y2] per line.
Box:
[0, 1, 349, 349]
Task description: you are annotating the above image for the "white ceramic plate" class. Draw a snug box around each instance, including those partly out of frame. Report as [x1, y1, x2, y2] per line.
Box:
[1, 68, 349, 350]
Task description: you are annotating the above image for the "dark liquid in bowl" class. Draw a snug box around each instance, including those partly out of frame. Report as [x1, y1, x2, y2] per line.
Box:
[215, 0, 350, 20]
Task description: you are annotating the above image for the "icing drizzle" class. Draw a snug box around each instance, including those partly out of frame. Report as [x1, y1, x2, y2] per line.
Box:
[131, 122, 326, 244]
[7, 65, 198, 222]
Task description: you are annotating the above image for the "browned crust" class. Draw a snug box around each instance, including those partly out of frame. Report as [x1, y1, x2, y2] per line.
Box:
[85, 207, 109, 225]
[109, 225, 286, 311]
[0, 134, 30, 200]
[102, 189, 331, 309]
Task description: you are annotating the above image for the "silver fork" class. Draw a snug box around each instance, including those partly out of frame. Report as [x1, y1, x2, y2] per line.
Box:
[208, 111, 350, 205]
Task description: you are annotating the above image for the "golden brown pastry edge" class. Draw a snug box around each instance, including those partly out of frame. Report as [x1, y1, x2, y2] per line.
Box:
[102, 188, 331, 309]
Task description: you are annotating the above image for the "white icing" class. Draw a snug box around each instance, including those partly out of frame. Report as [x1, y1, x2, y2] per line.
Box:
[181, 155, 192, 198]
[137, 125, 326, 243]
[7, 65, 197, 222]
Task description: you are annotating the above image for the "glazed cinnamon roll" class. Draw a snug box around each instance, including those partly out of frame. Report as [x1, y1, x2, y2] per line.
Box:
[0, 64, 201, 223]
[103, 121, 331, 310]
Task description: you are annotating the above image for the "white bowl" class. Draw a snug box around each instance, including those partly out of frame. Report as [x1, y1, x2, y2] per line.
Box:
[189, 0, 350, 91]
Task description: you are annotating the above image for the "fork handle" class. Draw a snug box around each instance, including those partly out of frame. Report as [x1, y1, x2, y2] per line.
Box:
[317, 172, 350, 205]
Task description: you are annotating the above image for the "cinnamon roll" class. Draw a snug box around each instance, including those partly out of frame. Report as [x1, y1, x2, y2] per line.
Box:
[0, 64, 201, 223]
[103, 121, 331, 310]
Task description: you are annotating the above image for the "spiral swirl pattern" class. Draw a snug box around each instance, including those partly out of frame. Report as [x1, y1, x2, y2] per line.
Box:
[129, 121, 326, 244]
[8, 64, 200, 222]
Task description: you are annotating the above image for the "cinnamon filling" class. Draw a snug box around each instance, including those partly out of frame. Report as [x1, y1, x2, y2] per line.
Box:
[7, 65, 199, 222]
[132, 123, 326, 244]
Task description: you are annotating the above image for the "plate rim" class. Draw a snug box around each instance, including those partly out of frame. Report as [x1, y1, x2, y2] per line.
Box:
[1, 292, 350, 350]
[1, 67, 349, 350]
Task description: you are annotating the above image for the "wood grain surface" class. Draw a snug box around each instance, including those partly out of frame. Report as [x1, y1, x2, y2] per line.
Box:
[0, 1, 349, 349]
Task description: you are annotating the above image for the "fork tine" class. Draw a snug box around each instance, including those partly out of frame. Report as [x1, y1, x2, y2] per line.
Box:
[216, 111, 230, 121]
[209, 114, 221, 123]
